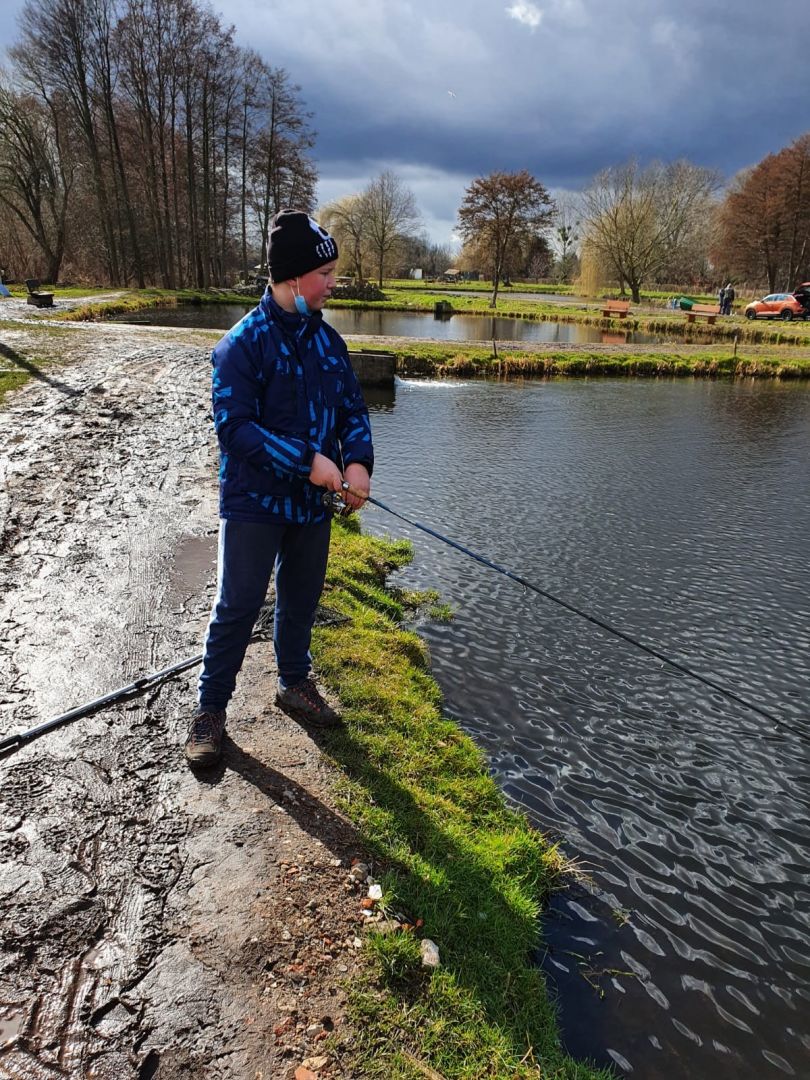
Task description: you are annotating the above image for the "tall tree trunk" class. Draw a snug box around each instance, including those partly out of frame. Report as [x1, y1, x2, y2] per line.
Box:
[95, 11, 145, 288]
[185, 73, 202, 288]
[240, 91, 249, 282]
[784, 152, 806, 288]
[170, 84, 183, 285]
[200, 77, 211, 289]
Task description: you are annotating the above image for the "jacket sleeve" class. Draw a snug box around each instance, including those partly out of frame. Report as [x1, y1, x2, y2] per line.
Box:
[211, 337, 314, 480]
[337, 353, 375, 476]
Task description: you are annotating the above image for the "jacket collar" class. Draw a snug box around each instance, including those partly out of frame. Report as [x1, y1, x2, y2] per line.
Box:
[261, 288, 323, 341]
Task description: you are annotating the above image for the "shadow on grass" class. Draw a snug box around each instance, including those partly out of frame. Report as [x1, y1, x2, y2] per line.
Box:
[304, 722, 601, 1077]
[0, 341, 81, 397]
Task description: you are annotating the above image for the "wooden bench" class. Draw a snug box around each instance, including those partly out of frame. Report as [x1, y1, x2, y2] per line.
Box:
[685, 304, 720, 325]
[602, 300, 631, 318]
[25, 279, 54, 308]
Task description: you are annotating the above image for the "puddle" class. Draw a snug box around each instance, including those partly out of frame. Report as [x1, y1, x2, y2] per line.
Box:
[0, 1007, 26, 1046]
[170, 534, 216, 596]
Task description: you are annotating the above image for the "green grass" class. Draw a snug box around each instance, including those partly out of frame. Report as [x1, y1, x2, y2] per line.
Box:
[0, 367, 32, 402]
[0, 326, 80, 403]
[384, 279, 721, 303]
[386, 278, 576, 295]
[312, 517, 612, 1079]
[9, 281, 807, 348]
[5, 284, 119, 299]
[352, 341, 810, 380]
[58, 286, 251, 322]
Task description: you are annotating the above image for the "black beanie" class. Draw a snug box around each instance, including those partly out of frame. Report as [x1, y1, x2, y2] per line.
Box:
[267, 210, 339, 283]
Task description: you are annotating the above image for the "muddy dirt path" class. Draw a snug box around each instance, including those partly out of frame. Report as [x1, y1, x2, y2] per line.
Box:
[0, 323, 371, 1079]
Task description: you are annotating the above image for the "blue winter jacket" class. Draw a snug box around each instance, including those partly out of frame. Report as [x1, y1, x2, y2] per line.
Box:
[211, 291, 374, 524]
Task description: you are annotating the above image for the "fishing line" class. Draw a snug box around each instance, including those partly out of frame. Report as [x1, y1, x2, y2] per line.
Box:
[2, 491, 802, 757]
[338, 487, 803, 739]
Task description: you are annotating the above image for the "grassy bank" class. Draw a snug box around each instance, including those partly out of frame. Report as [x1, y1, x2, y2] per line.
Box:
[313, 517, 610, 1079]
[56, 286, 250, 322]
[370, 341, 810, 380]
[385, 279, 719, 304]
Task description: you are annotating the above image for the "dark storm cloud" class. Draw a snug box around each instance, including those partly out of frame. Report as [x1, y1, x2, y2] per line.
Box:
[236, 0, 806, 185]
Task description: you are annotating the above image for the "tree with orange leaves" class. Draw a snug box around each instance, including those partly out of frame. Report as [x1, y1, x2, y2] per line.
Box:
[713, 134, 810, 291]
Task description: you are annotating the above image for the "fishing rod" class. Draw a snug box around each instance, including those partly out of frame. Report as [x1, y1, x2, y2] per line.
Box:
[0, 653, 204, 757]
[332, 483, 797, 735]
[0, 600, 279, 757]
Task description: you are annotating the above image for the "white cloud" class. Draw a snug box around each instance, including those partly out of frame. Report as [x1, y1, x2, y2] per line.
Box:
[317, 164, 470, 248]
[506, 2, 543, 30]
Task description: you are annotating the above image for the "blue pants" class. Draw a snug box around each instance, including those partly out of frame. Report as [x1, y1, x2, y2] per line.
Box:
[198, 518, 331, 710]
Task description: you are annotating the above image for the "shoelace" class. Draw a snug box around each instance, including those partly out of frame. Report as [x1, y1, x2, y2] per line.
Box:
[190, 712, 224, 741]
[293, 680, 328, 712]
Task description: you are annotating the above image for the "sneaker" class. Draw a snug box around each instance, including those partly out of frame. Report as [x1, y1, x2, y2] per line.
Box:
[275, 678, 342, 728]
[184, 708, 227, 766]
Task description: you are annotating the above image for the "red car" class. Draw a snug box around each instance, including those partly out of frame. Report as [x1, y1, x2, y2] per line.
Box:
[745, 288, 810, 321]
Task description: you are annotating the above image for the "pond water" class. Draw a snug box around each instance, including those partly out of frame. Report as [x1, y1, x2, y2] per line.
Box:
[114, 303, 680, 346]
[362, 377, 810, 1078]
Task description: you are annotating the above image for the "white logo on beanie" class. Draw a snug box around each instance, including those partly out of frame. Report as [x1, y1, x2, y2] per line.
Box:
[315, 239, 337, 259]
[307, 216, 331, 240]
[307, 217, 336, 262]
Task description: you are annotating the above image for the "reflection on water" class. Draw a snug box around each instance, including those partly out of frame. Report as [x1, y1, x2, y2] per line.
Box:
[363, 377, 810, 1079]
[328, 307, 667, 345]
[113, 303, 682, 345]
[361, 383, 397, 412]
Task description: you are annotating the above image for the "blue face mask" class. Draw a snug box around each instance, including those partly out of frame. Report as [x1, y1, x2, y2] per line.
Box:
[291, 281, 312, 317]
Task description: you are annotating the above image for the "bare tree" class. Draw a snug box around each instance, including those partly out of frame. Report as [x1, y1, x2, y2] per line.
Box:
[580, 159, 719, 302]
[13, 0, 125, 281]
[457, 170, 554, 306]
[362, 170, 419, 287]
[550, 194, 580, 283]
[251, 66, 315, 274]
[89, 0, 146, 286]
[5, 0, 318, 287]
[236, 49, 262, 282]
[395, 231, 454, 278]
[321, 193, 369, 281]
[0, 83, 73, 281]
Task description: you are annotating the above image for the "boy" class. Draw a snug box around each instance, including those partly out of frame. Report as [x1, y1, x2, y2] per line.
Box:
[185, 210, 373, 767]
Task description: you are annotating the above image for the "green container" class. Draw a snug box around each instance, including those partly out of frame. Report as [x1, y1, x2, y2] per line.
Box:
[678, 296, 695, 311]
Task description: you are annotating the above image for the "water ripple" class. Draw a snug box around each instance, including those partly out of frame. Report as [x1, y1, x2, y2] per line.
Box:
[367, 377, 810, 1078]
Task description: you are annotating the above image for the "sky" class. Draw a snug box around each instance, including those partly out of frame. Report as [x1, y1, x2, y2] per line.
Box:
[2, 0, 808, 245]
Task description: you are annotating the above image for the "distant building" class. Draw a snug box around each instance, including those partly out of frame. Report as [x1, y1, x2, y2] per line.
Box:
[441, 268, 479, 282]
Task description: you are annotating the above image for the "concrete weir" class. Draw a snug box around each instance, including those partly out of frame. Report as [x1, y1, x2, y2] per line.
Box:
[348, 348, 395, 387]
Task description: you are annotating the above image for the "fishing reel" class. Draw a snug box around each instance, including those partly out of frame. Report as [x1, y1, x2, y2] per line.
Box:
[322, 490, 351, 515]
[323, 480, 369, 516]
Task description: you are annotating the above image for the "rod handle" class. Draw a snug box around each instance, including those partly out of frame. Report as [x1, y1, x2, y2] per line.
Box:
[341, 481, 370, 502]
